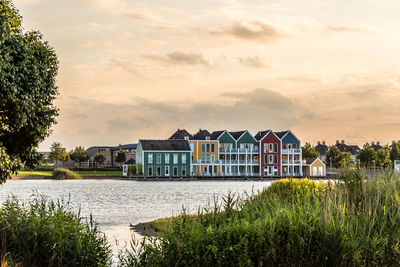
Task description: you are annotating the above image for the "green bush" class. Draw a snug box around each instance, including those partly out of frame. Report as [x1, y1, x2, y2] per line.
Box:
[124, 171, 400, 266]
[128, 165, 136, 175]
[0, 196, 111, 266]
[52, 168, 81, 179]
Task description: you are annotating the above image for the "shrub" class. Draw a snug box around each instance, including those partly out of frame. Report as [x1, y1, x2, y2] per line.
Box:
[52, 168, 81, 179]
[128, 165, 136, 175]
[124, 171, 400, 266]
[137, 163, 143, 174]
[0, 196, 111, 266]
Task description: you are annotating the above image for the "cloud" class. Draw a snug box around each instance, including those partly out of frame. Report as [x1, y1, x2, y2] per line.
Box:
[110, 58, 139, 74]
[143, 52, 210, 66]
[326, 25, 377, 34]
[210, 20, 284, 42]
[238, 56, 269, 69]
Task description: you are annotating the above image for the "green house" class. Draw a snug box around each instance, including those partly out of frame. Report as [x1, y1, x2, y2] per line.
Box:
[136, 139, 191, 177]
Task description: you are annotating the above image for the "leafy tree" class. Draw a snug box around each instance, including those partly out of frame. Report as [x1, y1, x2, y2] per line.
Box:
[390, 143, 400, 163]
[70, 146, 90, 166]
[326, 146, 342, 168]
[339, 152, 353, 168]
[115, 150, 126, 166]
[94, 153, 106, 166]
[0, 1, 58, 182]
[49, 142, 69, 167]
[301, 142, 320, 159]
[357, 143, 377, 168]
[377, 148, 391, 168]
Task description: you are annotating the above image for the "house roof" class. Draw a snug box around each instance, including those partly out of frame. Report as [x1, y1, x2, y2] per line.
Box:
[169, 129, 193, 140]
[228, 131, 246, 140]
[305, 157, 325, 166]
[274, 131, 289, 139]
[254, 130, 271, 141]
[193, 129, 216, 140]
[371, 144, 382, 151]
[110, 144, 137, 151]
[211, 130, 225, 139]
[139, 140, 190, 151]
[315, 144, 329, 155]
[335, 143, 360, 155]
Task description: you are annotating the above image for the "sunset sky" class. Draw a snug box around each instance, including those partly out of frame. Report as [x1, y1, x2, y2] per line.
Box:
[14, 0, 400, 151]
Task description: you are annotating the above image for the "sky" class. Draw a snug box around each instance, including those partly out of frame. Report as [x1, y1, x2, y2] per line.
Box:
[13, 0, 400, 151]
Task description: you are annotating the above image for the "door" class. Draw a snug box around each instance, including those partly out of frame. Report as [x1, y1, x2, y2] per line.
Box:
[318, 167, 323, 176]
[312, 166, 317, 176]
[204, 166, 208, 175]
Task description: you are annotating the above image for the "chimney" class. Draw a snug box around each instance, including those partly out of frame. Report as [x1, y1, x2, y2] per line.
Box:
[317, 141, 321, 145]
[341, 140, 345, 144]
[336, 140, 339, 145]
[371, 141, 375, 146]
[377, 141, 380, 146]
[322, 141, 326, 145]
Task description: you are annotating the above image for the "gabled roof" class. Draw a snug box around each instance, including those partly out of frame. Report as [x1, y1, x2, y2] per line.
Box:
[211, 130, 225, 139]
[169, 129, 193, 140]
[193, 129, 216, 140]
[139, 140, 190, 151]
[274, 131, 289, 139]
[315, 144, 329, 155]
[254, 130, 271, 141]
[335, 143, 360, 155]
[305, 157, 318, 165]
[229, 131, 246, 140]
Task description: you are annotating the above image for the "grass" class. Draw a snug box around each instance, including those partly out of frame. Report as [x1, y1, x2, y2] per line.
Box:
[0, 195, 111, 266]
[121, 171, 400, 266]
[52, 168, 81, 180]
[16, 170, 121, 177]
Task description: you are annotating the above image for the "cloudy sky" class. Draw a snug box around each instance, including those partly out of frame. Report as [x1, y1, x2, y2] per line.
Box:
[14, 0, 400, 150]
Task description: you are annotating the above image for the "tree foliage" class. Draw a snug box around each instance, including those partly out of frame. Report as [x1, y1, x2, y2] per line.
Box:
[325, 146, 342, 168]
[0, 0, 58, 182]
[376, 148, 391, 168]
[115, 150, 126, 165]
[69, 146, 90, 164]
[357, 143, 377, 168]
[301, 142, 320, 159]
[94, 153, 106, 165]
[48, 142, 68, 167]
[390, 143, 400, 163]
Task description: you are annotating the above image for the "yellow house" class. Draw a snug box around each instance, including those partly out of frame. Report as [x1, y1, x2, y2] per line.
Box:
[304, 157, 326, 177]
[190, 129, 220, 175]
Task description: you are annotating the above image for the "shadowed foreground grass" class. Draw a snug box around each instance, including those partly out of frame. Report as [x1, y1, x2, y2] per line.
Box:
[120, 170, 400, 266]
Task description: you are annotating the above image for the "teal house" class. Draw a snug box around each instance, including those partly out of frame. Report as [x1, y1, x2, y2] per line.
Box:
[136, 139, 191, 177]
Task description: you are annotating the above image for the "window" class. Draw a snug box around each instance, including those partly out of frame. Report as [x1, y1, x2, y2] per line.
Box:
[206, 154, 210, 162]
[264, 143, 267, 153]
[165, 154, 170, 164]
[206, 144, 210, 152]
[211, 155, 215, 162]
[283, 144, 287, 149]
[211, 144, 215, 152]
[205, 136, 210, 140]
[269, 144, 273, 152]
[274, 155, 278, 164]
[214, 166, 217, 174]
[173, 166, 178, 176]
[264, 155, 268, 164]
[156, 166, 161, 176]
[201, 144, 205, 152]
[156, 153, 161, 164]
[190, 143, 194, 152]
[269, 155, 273, 164]
[165, 165, 170, 176]
[148, 153, 153, 164]
[201, 154, 206, 162]
[184, 136, 189, 140]
[148, 166, 153, 176]
[274, 144, 278, 153]
[293, 144, 297, 149]
[182, 154, 186, 164]
[173, 154, 178, 164]
[181, 166, 186, 176]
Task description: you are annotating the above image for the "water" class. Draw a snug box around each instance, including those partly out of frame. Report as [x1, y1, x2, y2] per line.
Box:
[0, 179, 272, 246]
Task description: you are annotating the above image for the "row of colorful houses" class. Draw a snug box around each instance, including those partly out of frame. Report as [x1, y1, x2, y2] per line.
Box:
[133, 129, 325, 178]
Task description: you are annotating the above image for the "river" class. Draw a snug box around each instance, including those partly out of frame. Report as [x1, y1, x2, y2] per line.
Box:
[0, 179, 272, 247]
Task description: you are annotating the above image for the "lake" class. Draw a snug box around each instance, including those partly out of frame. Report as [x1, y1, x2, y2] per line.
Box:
[0, 179, 272, 246]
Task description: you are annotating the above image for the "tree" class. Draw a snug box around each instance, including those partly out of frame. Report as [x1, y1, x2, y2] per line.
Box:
[339, 152, 353, 168]
[0, 1, 58, 182]
[70, 146, 90, 166]
[325, 146, 342, 168]
[357, 143, 377, 168]
[94, 153, 106, 166]
[115, 150, 126, 166]
[377, 148, 391, 168]
[390, 143, 400, 163]
[301, 142, 320, 159]
[49, 142, 69, 167]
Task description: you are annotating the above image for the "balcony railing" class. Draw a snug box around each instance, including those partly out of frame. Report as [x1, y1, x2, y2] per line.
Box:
[282, 149, 301, 154]
[282, 160, 302, 164]
[219, 148, 259, 153]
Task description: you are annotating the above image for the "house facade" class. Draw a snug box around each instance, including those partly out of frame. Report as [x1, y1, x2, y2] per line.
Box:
[303, 157, 325, 177]
[255, 130, 282, 177]
[136, 140, 191, 177]
[276, 131, 302, 177]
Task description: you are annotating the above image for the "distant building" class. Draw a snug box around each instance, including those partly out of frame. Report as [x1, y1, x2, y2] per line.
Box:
[370, 141, 382, 151]
[110, 144, 137, 167]
[315, 141, 328, 163]
[335, 140, 360, 162]
[87, 146, 113, 166]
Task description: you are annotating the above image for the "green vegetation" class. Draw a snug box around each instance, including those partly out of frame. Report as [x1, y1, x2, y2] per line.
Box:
[69, 146, 90, 165]
[16, 170, 121, 178]
[301, 142, 319, 159]
[115, 150, 126, 166]
[52, 168, 81, 179]
[123, 172, 400, 266]
[0, 195, 111, 266]
[0, 0, 59, 182]
[94, 153, 107, 166]
[128, 165, 137, 175]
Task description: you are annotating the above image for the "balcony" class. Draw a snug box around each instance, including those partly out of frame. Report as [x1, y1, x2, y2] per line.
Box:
[219, 148, 259, 154]
[282, 149, 301, 154]
[282, 172, 302, 177]
[282, 160, 302, 165]
[192, 160, 222, 164]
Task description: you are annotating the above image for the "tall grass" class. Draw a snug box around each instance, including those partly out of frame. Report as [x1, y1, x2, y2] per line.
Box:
[52, 168, 81, 179]
[122, 172, 400, 266]
[0, 195, 111, 266]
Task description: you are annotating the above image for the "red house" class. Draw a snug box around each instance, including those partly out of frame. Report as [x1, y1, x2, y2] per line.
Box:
[255, 130, 281, 177]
